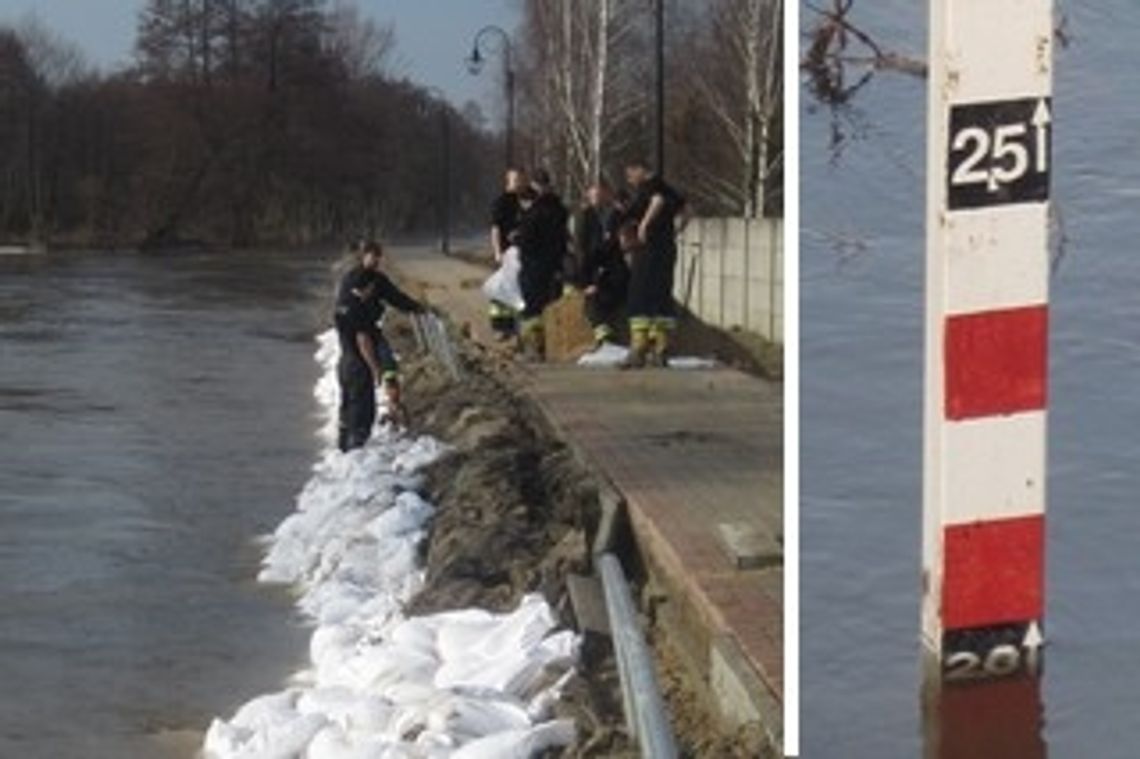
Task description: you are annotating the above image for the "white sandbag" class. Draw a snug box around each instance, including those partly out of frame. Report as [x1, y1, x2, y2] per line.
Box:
[306, 726, 413, 759]
[205, 331, 585, 758]
[228, 690, 302, 732]
[535, 629, 579, 666]
[204, 712, 327, 758]
[433, 650, 541, 696]
[437, 594, 555, 662]
[667, 356, 718, 370]
[577, 343, 629, 368]
[340, 646, 439, 693]
[424, 695, 531, 741]
[297, 687, 396, 735]
[525, 668, 577, 722]
[450, 719, 577, 759]
[481, 246, 525, 311]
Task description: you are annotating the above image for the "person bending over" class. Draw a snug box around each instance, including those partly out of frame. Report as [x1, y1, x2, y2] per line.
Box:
[335, 241, 424, 447]
[575, 183, 629, 347]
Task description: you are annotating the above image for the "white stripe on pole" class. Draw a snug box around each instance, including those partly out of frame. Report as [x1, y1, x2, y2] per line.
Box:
[945, 206, 1049, 315]
[943, 412, 1046, 525]
[924, 0, 1054, 676]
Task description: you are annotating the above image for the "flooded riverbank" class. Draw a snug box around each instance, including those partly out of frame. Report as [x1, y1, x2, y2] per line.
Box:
[0, 249, 329, 757]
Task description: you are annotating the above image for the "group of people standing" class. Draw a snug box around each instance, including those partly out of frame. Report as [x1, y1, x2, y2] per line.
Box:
[329, 161, 689, 453]
[488, 159, 689, 368]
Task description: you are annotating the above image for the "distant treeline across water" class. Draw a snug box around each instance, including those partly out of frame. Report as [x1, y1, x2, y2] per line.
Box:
[0, 2, 499, 250]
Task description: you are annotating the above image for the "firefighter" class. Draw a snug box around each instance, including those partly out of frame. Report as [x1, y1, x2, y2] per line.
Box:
[488, 168, 528, 340]
[334, 268, 385, 452]
[516, 169, 570, 361]
[336, 241, 424, 439]
[575, 182, 629, 347]
[622, 159, 689, 368]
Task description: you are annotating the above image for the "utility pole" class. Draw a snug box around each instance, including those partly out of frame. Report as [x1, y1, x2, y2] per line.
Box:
[441, 104, 452, 255]
[424, 87, 452, 255]
[654, 0, 665, 175]
[922, 0, 1053, 683]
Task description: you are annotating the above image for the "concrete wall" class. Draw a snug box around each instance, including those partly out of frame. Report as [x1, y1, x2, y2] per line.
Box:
[674, 217, 783, 345]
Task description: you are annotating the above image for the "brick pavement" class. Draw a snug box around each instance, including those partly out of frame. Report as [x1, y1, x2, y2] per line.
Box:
[388, 245, 783, 717]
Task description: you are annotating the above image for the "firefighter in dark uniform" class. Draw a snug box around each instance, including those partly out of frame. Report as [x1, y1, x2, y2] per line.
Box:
[574, 183, 629, 347]
[623, 159, 689, 368]
[516, 169, 570, 361]
[488, 168, 528, 339]
[334, 268, 385, 452]
[335, 242, 424, 446]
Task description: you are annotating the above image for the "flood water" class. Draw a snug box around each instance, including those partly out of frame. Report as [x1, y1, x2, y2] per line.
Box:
[802, 2, 1140, 756]
[0, 249, 332, 757]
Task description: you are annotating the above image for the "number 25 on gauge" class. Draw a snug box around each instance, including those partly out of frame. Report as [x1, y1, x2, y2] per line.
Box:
[948, 98, 1051, 205]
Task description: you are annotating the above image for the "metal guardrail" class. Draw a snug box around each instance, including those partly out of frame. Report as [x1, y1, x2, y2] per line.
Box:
[597, 552, 679, 759]
[411, 312, 462, 381]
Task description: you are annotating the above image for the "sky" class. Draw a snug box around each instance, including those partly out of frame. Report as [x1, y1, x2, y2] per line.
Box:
[0, 0, 520, 108]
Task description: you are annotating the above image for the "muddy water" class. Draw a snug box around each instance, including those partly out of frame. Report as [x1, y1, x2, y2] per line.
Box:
[0, 249, 331, 757]
[802, 3, 1140, 757]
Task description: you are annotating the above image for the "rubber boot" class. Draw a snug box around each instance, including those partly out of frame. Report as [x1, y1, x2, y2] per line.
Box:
[489, 301, 517, 341]
[521, 319, 546, 363]
[593, 324, 616, 349]
[621, 323, 650, 370]
[648, 324, 670, 368]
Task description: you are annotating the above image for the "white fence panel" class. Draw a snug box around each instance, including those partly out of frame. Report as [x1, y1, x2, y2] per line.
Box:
[675, 217, 783, 344]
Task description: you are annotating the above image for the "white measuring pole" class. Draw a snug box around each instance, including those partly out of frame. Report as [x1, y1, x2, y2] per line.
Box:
[923, 0, 1053, 680]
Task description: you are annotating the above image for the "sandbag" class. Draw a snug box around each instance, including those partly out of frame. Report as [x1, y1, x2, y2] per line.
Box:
[482, 247, 525, 311]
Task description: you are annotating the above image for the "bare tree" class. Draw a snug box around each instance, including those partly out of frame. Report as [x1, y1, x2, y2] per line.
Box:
[324, 0, 395, 80]
[0, 4, 502, 249]
[511, 1, 783, 216]
[687, 0, 783, 216]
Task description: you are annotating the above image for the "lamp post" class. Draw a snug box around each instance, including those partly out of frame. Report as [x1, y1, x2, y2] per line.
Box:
[654, 0, 665, 175]
[424, 87, 452, 256]
[467, 25, 515, 168]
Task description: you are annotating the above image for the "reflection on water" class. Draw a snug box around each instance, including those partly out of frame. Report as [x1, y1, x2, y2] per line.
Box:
[803, 2, 1140, 757]
[923, 675, 1046, 759]
[0, 249, 330, 758]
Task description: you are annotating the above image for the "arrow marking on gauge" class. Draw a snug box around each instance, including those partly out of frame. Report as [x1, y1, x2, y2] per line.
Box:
[1022, 621, 1044, 671]
[1032, 99, 1051, 174]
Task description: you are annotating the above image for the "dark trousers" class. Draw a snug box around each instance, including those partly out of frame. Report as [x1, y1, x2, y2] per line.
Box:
[627, 242, 677, 321]
[519, 262, 556, 320]
[373, 333, 399, 382]
[585, 282, 626, 336]
[337, 356, 376, 452]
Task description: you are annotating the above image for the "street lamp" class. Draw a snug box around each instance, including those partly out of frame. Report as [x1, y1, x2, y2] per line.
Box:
[424, 87, 453, 256]
[467, 25, 515, 168]
[654, 0, 665, 176]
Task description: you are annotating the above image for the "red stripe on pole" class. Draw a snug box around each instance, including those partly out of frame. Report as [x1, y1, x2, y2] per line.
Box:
[943, 514, 1044, 630]
[944, 305, 1048, 421]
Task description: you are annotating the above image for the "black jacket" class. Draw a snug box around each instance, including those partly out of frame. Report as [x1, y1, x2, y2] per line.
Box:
[627, 175, 686, 248]
[576, 205, 628, 293]
[491, 191, 522, 244]
[517, 192, 569, 272]
[336, 267, 422, 325]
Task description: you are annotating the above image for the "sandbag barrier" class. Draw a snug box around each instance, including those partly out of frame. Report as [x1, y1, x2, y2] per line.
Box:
[412, 312, 463, 382]
[597, 552, 679, 759]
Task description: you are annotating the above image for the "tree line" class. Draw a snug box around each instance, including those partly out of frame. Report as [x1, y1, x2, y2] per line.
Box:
[0, 0, 783, 250]
[511, 0, 783, 218]
[0, 1, 499, 250]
